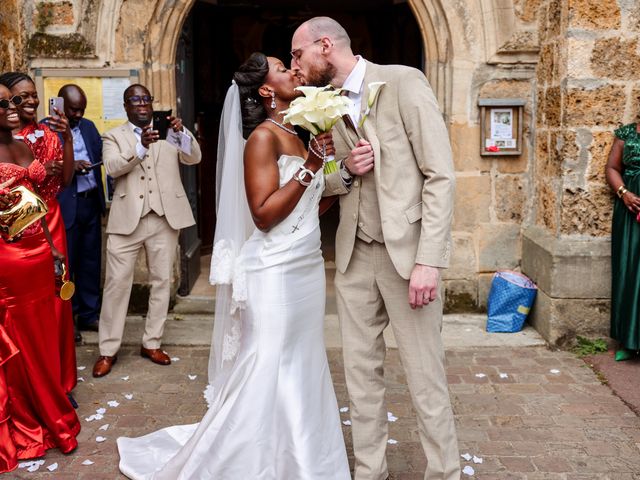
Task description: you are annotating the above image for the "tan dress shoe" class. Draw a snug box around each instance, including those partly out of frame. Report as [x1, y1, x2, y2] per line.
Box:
[140, 347, 171, 365]
[93, 355, 117, 377]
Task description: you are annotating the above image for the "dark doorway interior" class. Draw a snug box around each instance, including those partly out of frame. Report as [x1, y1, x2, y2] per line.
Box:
[179, 0, 423, 263]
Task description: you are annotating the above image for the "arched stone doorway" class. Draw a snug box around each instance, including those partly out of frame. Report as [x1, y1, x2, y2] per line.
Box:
[131, 0, 453, 292]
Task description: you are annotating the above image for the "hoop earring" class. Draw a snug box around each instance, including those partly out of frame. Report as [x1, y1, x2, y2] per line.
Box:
[271, 91, 276, 109]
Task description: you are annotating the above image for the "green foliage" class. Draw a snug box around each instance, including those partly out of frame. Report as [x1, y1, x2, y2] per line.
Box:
[572, 336, 608, 357]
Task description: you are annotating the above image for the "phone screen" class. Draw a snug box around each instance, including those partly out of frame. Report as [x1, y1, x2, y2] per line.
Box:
[49, 97, 64, 118]
[152, 110, 172, 140]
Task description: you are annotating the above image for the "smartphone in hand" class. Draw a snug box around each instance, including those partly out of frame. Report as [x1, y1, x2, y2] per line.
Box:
[49, 97, 64, 118]
[152, 110, 172, 140]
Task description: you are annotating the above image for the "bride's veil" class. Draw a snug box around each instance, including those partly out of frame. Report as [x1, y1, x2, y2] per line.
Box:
[206, 81, 254, 407]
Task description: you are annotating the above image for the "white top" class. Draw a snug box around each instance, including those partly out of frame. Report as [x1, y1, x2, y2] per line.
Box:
[340, 56, 366, 125]
[128, 121, 148, 159]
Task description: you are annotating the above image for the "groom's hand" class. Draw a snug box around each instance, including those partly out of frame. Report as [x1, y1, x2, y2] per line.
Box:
[344, 139, 374, 176]
[408, 264, 440, 309]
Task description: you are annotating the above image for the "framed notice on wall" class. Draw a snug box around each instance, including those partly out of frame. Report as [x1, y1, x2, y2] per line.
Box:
[34, 68, 139, 134]
[478, 99, 526, 156]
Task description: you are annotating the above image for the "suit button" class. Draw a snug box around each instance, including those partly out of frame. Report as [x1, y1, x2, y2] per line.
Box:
[149, 190, 152, 193]
[139, 195, 143, 199]
[358, 222, 364, 228]
[147, 166, 151, 169]
[141, 176, 145, 180]
[353, 180, 359, 187]
[352, 214, 356, 220]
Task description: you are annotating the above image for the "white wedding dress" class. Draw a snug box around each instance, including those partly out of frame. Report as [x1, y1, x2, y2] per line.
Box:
[117, 155, 351, 480]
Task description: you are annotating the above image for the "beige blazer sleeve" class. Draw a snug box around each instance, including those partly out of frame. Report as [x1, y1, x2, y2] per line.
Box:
[103, 128, 144, 178]
[397, 69, 455, 268]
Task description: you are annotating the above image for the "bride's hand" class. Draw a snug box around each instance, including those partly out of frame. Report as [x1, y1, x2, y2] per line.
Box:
[307, 132, 335, 169]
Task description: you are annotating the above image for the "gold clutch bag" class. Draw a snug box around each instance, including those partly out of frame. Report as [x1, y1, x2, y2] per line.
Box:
[0, 185, 49, 239]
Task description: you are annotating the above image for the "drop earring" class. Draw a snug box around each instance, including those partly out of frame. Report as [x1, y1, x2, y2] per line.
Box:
[271, 91, 276, 109]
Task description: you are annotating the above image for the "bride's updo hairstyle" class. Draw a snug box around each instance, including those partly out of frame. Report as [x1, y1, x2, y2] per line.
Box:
[233, 52, 270, 139]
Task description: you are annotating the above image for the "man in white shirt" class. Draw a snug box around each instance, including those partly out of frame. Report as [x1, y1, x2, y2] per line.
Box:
[93, 84, 201, 378]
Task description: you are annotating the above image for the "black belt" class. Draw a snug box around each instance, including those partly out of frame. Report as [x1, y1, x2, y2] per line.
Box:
[77, 188, 98, 198]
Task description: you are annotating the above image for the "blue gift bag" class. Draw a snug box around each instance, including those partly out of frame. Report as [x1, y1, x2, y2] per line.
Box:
[486, 271, 537, 333]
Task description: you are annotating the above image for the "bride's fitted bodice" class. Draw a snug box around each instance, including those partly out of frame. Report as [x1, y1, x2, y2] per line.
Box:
[244, 155, 324, 257]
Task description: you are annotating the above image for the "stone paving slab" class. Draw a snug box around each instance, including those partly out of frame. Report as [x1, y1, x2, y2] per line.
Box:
[12, 345, 640, 479]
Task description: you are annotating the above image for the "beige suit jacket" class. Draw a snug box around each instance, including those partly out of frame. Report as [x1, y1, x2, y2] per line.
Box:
[103, 122, 202, 235]
[325, 61, 455, 279]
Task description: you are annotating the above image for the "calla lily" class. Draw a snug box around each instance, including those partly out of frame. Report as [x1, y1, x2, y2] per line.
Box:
[359, 81, 386, 128]
[281, 86, 354, 173]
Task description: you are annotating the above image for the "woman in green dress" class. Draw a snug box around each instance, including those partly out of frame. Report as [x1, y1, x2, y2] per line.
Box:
[606, 123, 640, 361]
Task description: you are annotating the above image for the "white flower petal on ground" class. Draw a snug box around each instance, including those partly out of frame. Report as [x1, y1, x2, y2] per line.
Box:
[171, 357, 180, 362]
[461, 453, 472, 461]
[125, 394, 133, 400]
[387, 439, 398, 445]
[475, 373, 486, 378]
[47, 463, 58, 472]
[473, 455, 483, 464]
[99, 424, 109, 431]
[96, 436, 107, 443]
[77, 366, 86, 370]
[121, 376, 130, 381]
[462, 465, 475, 476]
[342, 420, 351, 426]
[188, 375, 197, 380]
[77, 377, 85, 382]
[27, 464, 40, 472]
[107, 400, 120, 407]
[85, 415, 97, 422]
[81, 459, 94, 466]
[339, 407, 349, 413]
[550, 369, 560, 374]
[94, 413, 104, 420]
[499, 373, 509, 379]
[387, 412, 398, 422]
[96, 408, 106, 414]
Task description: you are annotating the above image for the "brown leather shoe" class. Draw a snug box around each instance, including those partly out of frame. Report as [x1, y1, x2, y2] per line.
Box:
[140, 347, 171, 365]
[92, 355, 117, 378]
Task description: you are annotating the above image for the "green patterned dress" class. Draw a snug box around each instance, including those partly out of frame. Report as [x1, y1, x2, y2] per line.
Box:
[611, 123, 640, 350]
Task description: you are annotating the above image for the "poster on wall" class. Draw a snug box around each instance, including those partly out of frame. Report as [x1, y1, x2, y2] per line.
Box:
[35, 69, 139, 201]
[41, 75, 134, 134]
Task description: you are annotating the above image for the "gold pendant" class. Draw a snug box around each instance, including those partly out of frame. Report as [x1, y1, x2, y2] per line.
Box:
[56, 262, 75, 301]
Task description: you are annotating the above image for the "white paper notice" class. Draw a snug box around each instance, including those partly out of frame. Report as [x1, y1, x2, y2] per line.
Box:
[490, 108, 513, 140]
[102, 78, 130, 120]
[167, 129, 191, 155]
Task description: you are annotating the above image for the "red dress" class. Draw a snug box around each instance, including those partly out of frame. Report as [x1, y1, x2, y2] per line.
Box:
[0, 161, 80, 473]
[17, 123, 77, 395]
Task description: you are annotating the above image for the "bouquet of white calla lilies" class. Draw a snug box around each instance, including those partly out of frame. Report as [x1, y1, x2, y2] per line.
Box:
[359, 81, 386, 128]
[282, 86, 353, 174]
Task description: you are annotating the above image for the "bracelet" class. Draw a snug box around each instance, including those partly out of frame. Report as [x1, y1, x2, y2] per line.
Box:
[293, 167, 315, 187]
[617, 185, 629, 198]
[308, 139, 324, 161]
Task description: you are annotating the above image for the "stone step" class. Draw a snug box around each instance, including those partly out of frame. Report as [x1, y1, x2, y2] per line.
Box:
[80, 313, 546, 350]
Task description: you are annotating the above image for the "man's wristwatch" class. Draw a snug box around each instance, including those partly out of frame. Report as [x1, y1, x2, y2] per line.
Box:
[339, 162, 353, 186]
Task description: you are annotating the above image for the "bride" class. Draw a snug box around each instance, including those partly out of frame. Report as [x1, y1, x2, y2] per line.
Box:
[117, 53, 351, 479]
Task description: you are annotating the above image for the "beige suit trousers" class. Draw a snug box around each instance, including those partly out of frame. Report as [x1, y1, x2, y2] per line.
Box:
[99, 212, 179, 356]
[336, 239, 460, 480]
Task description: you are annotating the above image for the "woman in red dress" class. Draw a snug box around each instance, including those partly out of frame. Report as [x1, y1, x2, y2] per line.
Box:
[0, 73, 77, 399]
[0, 83, 80, 473]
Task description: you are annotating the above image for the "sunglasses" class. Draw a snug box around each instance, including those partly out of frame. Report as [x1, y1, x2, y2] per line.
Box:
[126, 95, 154, 105]
[0, 95, 23, 109]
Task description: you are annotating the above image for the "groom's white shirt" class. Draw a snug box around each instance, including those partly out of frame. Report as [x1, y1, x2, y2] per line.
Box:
[340, 55, 366, 125]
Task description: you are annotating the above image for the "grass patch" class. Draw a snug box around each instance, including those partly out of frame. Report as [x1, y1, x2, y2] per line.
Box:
[572, 336, 608, 358]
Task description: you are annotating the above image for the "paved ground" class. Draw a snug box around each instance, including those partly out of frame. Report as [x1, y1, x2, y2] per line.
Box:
[13, 342, 640, 479]
[12, 258, 640, 478]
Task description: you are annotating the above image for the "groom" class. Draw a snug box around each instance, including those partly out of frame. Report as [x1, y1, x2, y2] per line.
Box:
[291, 17, 460, 480]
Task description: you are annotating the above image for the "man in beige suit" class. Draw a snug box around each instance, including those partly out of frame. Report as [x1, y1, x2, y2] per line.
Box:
[292, 18, 460, 480]
[92, 84, 201, 378]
